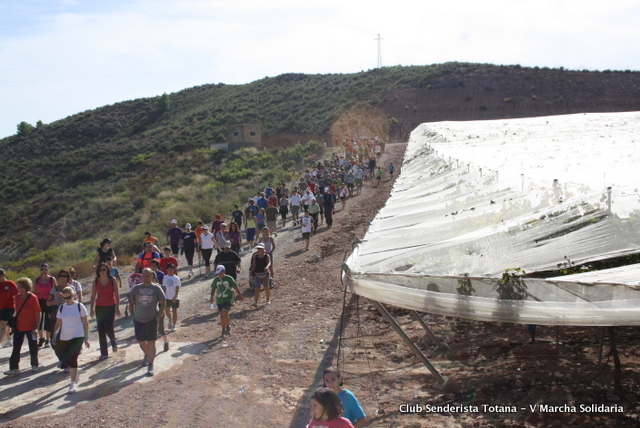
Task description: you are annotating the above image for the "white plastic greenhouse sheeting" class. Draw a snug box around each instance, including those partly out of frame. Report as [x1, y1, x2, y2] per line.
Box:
[344, 112, 640, 326]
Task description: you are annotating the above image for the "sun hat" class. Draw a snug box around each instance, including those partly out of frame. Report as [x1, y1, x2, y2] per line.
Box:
[255, 243, 265, 250]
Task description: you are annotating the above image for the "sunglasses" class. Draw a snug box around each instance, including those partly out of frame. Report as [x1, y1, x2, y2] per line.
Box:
[99, 268, 108, 272]
[63, 296, 73, 300]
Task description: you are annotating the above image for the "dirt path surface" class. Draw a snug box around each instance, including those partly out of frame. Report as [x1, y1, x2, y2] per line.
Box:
[3, 141, 640, 428]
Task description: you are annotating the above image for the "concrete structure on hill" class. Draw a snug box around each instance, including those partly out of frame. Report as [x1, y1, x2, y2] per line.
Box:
[210, 123, 262, 152]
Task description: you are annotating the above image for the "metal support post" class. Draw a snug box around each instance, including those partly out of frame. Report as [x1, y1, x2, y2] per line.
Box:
[410, 311, 449, 351]
[369, 300, 445, 384]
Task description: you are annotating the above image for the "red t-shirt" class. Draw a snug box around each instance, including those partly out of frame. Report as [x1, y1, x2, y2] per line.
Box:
[160, 257, 179, 274]
[0, 280, 18, 309]
[95, 278, 117, 306]
[306, 417, 354, 428]
[14, 292, 41, 332]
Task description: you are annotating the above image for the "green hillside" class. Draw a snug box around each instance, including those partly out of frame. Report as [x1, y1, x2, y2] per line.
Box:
[2, 62, 640, 277]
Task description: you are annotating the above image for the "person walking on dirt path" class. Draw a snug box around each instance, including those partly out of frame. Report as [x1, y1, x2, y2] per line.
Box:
[209, 265, 243, 337]
[179, 223, 197, 279]
[323, 191, 336, 229]
[160, 247, 179, 275]
[163, 263, 180, 332]
[51, 286, 90, 394]
[339, 184, 348, 210]
[353, 166, 364, 194]
[166, 220, 183, 259]
[93, 238, 117, 269]
[308, 198, 321, 234]
[143, 231, 161, 253]
[231, 205, 245, 230]
[0, 268, 18, 348]
[301, 210, 313, 251]
[89, 264, 121, 360]
[257, 228, 276, 281]
[104, 257, 122, 289]
[214, 241, 242, 280]
[35, 263, 56, 348]
[245, 211, 257, 250]
[279, 194, 289, 228]
[322, 367, 367, 428]
[249, 243, 271, 307]
[375, 167, 383, 187]
[290, 190, 301, 225]
[136, 243, 161, 273]
[3, 277, 40, 377]
[388, 162, 395, 178]
[265, 203, 279, 235]
[200, 225, 216, 278]
[227, 222, 243, 255]
[130, 268, 166, 377]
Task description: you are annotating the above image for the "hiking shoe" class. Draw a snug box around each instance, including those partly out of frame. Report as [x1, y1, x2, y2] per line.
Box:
[164, 342, 169, 352]
[147, 364, 154, 376]
[225, 326, 231, 336]
[68, 382, 77, 394]
[31, 365, 39, 373]
[98, 355, 109, 361]
[43, 340, 50, 348]
[168, 321, 174, 331]
[2, 340, 12, 348]
[266, 299, 271, 305]
[38, 338, 44, 347]
[171, 324, 177, 332]
[112, 345, 118, 353]
[3, 369, 19, 376]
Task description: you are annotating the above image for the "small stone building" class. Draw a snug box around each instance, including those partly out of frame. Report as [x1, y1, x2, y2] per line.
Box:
[210, 123, 262, 152]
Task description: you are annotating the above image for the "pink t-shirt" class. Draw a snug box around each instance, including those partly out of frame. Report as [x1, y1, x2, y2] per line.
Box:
[35, 276, 54, 300]
[306, 417, 354, 428]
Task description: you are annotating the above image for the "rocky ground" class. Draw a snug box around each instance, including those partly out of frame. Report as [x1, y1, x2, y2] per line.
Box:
[2, 142, 640, 428]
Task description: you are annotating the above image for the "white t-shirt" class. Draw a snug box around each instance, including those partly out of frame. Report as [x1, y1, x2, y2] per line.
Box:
[200, 232, 215, 250]
[290, 194, 301, 206]
[56, 302, 88, 341]
[163, 275, 181, 300]
[301, 216, 313, 233]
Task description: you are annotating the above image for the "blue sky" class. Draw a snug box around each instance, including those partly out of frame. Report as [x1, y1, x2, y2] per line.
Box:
[1, 0, 639, 138]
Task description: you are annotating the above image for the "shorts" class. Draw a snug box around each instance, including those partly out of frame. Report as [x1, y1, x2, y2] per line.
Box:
[217, 302, 232, 311]
[170, 244, 180, 254]
[290, 205, 300, 215]
[347, 183, 354, 190]
[302, 232, 311, 240]
[134, 318, 158, 342]
[253, 272, 269, 289]
[0, 307, 14, 322]
[267, 220, 277, 230]
[166, 300, 180, 309]
[246, 228, 256, 242]
[355, 179, 363, 186]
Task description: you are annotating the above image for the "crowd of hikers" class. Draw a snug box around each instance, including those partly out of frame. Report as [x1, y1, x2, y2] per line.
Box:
[0, 141, 393, 426]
